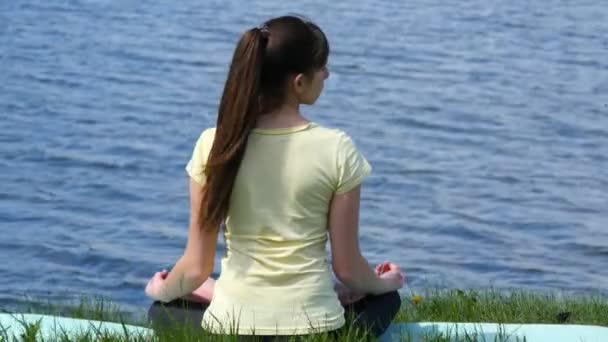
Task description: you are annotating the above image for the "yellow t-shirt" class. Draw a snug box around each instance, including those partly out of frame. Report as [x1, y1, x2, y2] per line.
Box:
[185, 122, 372, 336]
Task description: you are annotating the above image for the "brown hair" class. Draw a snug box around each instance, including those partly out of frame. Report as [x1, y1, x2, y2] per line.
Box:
[199, 15, 330, 231]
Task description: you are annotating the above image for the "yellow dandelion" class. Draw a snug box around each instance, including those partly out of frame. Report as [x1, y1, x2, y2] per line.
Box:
[412, 295, 423, 305]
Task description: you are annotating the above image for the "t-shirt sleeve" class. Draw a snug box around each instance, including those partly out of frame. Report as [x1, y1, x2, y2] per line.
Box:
[334, 133, 372, 194]
[185, 128, 215, 185]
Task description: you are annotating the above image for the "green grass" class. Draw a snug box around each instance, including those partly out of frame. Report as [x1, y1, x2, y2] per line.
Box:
[1, 289, 606, 341]
[397, 288, 608, 327]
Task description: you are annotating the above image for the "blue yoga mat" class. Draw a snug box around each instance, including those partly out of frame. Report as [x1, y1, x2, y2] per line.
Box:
[378, 322, 608, 342]
[0, 313, 152, 340]
[2, 314, 607, 341]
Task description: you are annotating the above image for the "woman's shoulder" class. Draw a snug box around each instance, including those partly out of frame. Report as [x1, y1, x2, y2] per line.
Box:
[199, 127, 217, 139]
[191, 127, 217, 147]
[189, 127, 217, 157]
[309, 124, 367, 156]
[308, 123, 352, 143]
[193, 124, 356, 147]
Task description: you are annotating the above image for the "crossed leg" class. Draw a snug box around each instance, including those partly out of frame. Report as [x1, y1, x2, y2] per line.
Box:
[148, 283, 401, 338]
[184, 277, 365, 306]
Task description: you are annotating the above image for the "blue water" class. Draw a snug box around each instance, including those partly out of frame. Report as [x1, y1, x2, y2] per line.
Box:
[1, 1, 607, 314]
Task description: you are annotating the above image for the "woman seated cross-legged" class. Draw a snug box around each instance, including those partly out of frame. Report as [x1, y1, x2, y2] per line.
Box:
[144, 15, 405, 341]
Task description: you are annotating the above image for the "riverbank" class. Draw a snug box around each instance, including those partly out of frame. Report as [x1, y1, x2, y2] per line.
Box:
[2, 289, 606, 341]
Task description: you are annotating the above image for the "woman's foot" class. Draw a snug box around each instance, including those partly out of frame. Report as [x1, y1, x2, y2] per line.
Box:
[334, 281, 366, 305]
[183, 277, 215, 303]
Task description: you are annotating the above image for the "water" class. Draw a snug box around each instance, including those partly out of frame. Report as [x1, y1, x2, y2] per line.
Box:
[1, 0, 607, 314]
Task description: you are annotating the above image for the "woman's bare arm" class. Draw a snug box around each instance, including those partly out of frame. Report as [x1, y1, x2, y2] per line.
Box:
[328, 185, 389, 295]
[155, 179, 219, 302]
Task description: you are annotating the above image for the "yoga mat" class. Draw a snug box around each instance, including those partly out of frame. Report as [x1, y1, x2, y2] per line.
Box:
[378, 322, 608, 342]
[0, 313, 152, 340]
[4, 314, 607, 341]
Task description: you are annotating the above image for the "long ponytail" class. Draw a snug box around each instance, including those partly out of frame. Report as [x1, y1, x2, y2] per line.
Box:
[200, 28, 267, 231]
[198, 16, 329, 231]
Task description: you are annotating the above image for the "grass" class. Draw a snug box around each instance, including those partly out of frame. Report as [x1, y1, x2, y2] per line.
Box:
[397, 288, 608, 327]
[1, 289, 606, 341]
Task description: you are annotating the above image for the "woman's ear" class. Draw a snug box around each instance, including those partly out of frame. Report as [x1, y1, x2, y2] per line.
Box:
[293, 73, 306, 95]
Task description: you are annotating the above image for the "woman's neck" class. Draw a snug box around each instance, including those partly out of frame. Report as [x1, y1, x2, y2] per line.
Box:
[255, 103, 309, 129]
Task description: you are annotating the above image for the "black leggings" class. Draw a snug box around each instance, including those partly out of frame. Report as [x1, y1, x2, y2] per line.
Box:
[148, 290, 401, 340]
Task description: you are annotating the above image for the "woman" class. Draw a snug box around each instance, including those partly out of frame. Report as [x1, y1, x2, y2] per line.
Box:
[145, 15, 405, 339]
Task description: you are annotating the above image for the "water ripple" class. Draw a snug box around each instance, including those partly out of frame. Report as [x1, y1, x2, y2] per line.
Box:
[1, 0, 607, 313]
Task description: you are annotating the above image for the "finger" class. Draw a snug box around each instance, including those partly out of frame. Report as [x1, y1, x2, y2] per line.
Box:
[375, 264, 382, 275]
[389, 264, 401, 272]
[378, 263, 388, 274]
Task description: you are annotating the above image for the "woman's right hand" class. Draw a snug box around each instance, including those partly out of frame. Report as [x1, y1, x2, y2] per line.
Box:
[145, 270, 169, 302]
[376, 262, 405, 291]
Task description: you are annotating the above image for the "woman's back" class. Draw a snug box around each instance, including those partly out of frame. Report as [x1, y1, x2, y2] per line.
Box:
[145, 15, 403, 339]
[186, 122, 371, 335]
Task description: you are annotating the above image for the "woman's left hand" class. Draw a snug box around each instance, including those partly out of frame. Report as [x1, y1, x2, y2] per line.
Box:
[145, 270, 169, 302]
